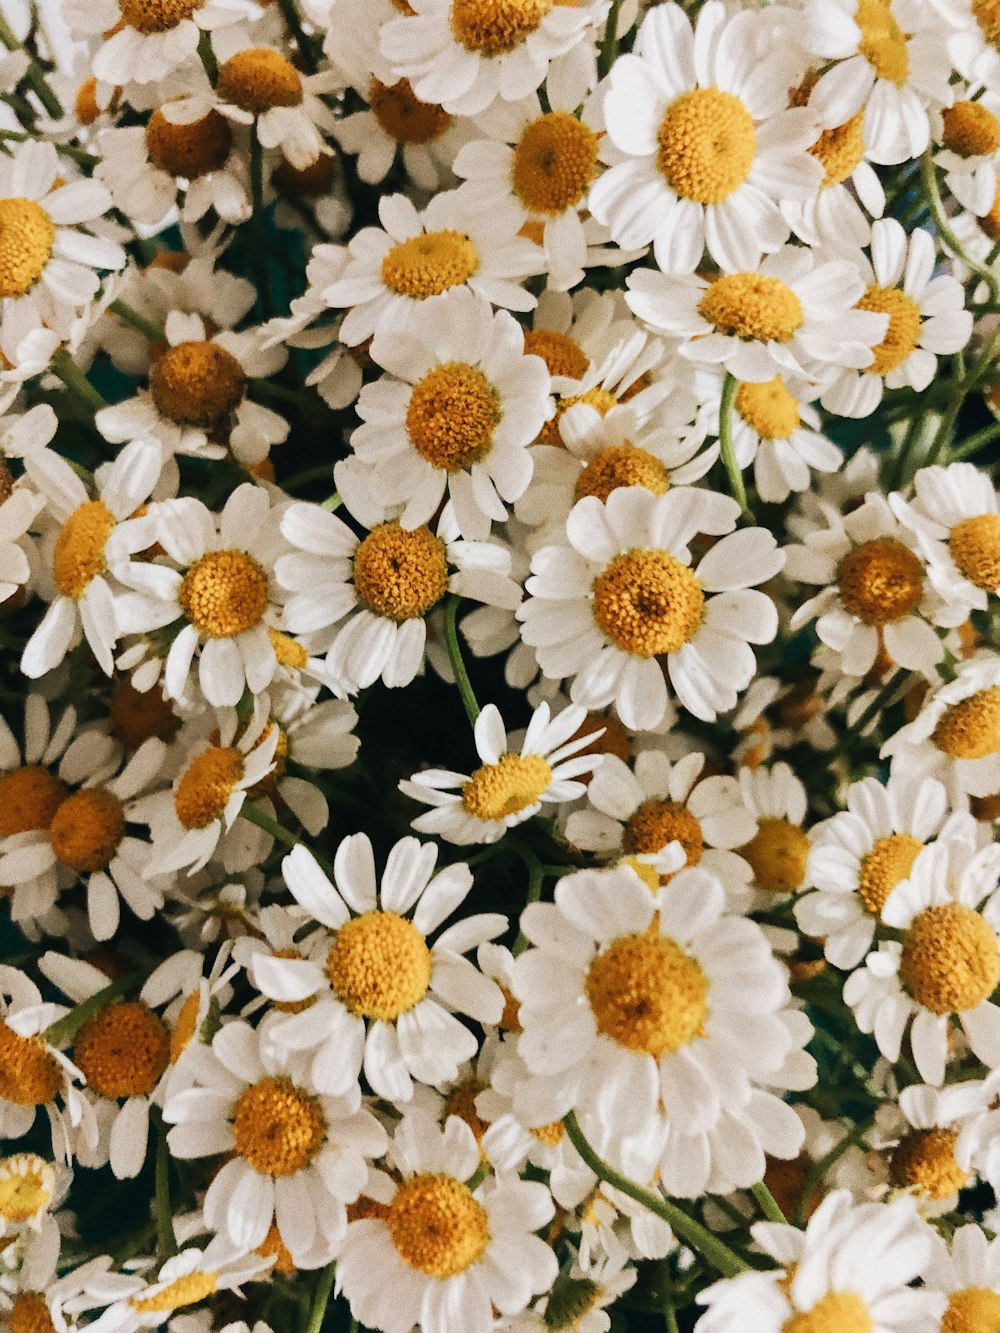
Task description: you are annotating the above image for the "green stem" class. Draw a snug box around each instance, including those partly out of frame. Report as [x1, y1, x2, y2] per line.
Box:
[665, 1307, 679, 1333]
[0, 126, 96, 166]
[849, 667, 909, 738]
[718, 373, 752, 521]
[198, 30, 218, 80]
[154, 1113, 178, 1257]
[239, 803, 337, 879]
[320, 491, 342, 512]
[304, 1262, 336, 1333]
[45, 971, 141, 1047]
[252, 379, 321, 411]
[50, 352, 108, 411]
[751, 1180, 787, 1224]
[563, 1112, 749, 1278]
[276, 0, 317, 71]
[512, 842, 545, 956]
[0, 12, 62, 118]
[793, 1120, 872, 1226]
[950, 418, 1000, 460]
[920, 150, 1000, 305]
[924, 324, 1000, 468]
[283, 463, 335, 491]
[110, 299, 166, 344]
[444, 595, 480, 727]
[596, 0, 624, 79]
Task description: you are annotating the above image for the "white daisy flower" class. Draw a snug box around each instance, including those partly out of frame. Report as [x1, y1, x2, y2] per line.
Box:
[821, 218, 972, 418]
[0, 486, 44, 606]
[797, 773, 956, 969]
[797, 0, 953, 165]
[0, 1217, 118, 1333]
[695, 1190, 944, 1332]
[785, 492, 949, 679]
[934, 92, 1000, 218]
[513, 864, 815, 1197]
[336, 1109, 558, 1333]
[521, 287, 646, 389]
[319, 189, 545, 347]
[400, 700, 602, 845]
[590, 1, 823, 274]
[248, 834, 505, 1102]
[342, 287, 553, 542]
[518, 486, 784, 730]
[277, 502, 521, 695]
[626, 243, 889, 383]
[923, 1223, 1000, 1332]
[735, 762, 812, 901]
[138, 944, 239, 1099]
[843, 833, 1000, 1084]
[526, 1252, 638, 1333]
[0, 141, 125, 340]
[163, 1019, 387, 1267]
[875, 1077, 994, 1213]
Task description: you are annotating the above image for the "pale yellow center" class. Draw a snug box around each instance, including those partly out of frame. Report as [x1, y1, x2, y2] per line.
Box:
[49, 788, 124, 873]
[742, 818, 810, 893]
[461, 753, 553, 821]
[932, 687, 1000, 759]
[353, 522, 449, 621]
[855, 0, 909, 85]
[736, 377, 800, 438]
[783, 1292, 873, 1333]
[657, 88, 756, 203]
[130, 1273, 218, 1314]
[73, 1002, 170, 1099]
[836, 537, 924, 625]
[857, 285, 922, 376]
[942, 1287, 1000, 1333]
[857, 833, 922, 915]
[406, 362, 499, 470]
[512, 112, 598, 215]
[900, 902, 1000, 1013]
[0, 1154, 54, 1222]
[889, 1128, 970, 1198]
[326, 911, 432, 1020]
[174, 746, 245, 829]
[388, 1173, 490, 1276]
[150, 340, 246, 426]
[449, 0, 554, 54]
[0, 199, 55, 299]
[53, 500, 116, 599]
[179, 549, 269, 638]
[586, 927, 708, 1057]
[381, 231, 479, 298]
[592, 550, 704, 657]
[699, 273, 804, 343]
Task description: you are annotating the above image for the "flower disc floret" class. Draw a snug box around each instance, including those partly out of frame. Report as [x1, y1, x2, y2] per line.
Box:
[522, 329, 588, 379]
[9, 1294, 56, 1333]
[0, 1023, 61, 1107]
[369, 78, 450, 144]
[174, 746, 245, 829]
[942, 1288, 1000, 1333]
[942, 101, 1000, 157]
[950, 514, 1000, 590]
[656, 89, 757, 204]
[461, 753, 553, 821]
[855, 0, 909, 85]
[856, 286, 922, 375]
[381, 231, 479, 298]
[146, 108, 232, 178]
[216, 49, 303, 112]
[932, 687, 1000, 759]
[449, 0, 554, 54]
[49, 789, 124, 873]
[149, 341, 247, 426]
[0, 199, 55, 299]
[73, 1002, 170, 1099]
[585, 929, 708, 1057]
[118, 0, 201, 32]
[782, 1292, 873, 1333]
[623, 799, 704, 865]
[742, 818, 810, 893]
[889, 1128, 969, 1198]
[179, 549, 269, 638]
[698, 273, 804, 343]
[406, 363, 500, 470]
[326, 911, 432, 1020]
[972, 0, 1000, 48]
[0, 766, 67, 836]
[0, 1155, 55, 1222]
[353, 522, 449, 621]
[52, 500, 115, 599]
[512, 113, 599, 215]
[574, 445, 669, 502]
[387, 1173, 490, 1276]
[592, 550, 704, 657]
[736, 377, 800, 438]
[232, 1075, 326, 1176]
[545, 1279, 600, 1330]
[857, 833, 922, 914]
[836, 538, 924, 625]
[130, 1273, 218, 1314]
[899, 902, 1000, 1013]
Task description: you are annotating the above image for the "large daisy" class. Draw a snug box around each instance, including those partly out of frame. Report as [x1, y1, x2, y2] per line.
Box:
[517, 486, 784, 730]
[923, 1224, 1000, 1333]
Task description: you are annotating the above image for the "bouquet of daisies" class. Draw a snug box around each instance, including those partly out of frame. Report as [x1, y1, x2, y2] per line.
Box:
[2, 0, 1000, 1326]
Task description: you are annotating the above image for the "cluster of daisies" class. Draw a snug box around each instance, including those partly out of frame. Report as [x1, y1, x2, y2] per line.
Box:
[4, 0, 1000, 1328]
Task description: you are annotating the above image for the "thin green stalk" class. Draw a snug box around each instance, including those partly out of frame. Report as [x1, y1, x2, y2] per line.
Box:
[283, 463, 335, 491]
[920, 150, 1000, 305]
[793, 1120, 872, 1226]
[198, 30, 218, 79]
[924, 324, 1000, 468]
[253, 379, 321, 411]
[110, 299, 165, 343]
[50, 352, 108, 411]
[276, 0, 317, 71]
[45, 971, 142, 1046]
[951, 419, 1000, 460]
[751, 1180, 787, 1224]
[596, 0, 624, 79]
[718, 372, 752, 521]
[0, 127, 96, 166]
[444, 595, 481, 727]
[320, 491, 342, 511]
[239, 803, 337, 878]
[665, 1307, 679, 1333]
[563, 1112, 749, 1278]
[304, 1262, 336, 1333]
[154, 1113, 178, 1257]
[849, 667, 909, 738]
[0, 11, 62, 118]
[512, 842, 545, 956]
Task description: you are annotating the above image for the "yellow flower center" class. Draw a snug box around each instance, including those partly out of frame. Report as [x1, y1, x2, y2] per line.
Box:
[369, 77, 450, 144]
[406, 362, 500, 470]
[169, 991, 201, 1063]
[530, 1119, 565, 1146]
[855, 0, 909, 85]
[811, 114, 866, 186]
[900, 902, 1000, 1013]
[512, 112, 599, 215]
[699, 273, 804, 343]
[857, 833, 922, 915]
[972, 0, 1000, 48]
[130, 1272, 218, 1314]
[942, 1287, 1000, 1333]
[9, 1294, 56, 1333]
[0, 1154, 54, 1224]
[950, 514, 1000, 591]
[179, 548, 269, 638]
[118, 0, 201, 32]
[836, 537, 925, 626]
[856, 285, 922, 376]
[381, 230, 479, 299]
[150, 340, 246, 427]
[109, 680, 179, 749]
[592, 550, 704, 657]
[783, 1292, 873, 1333]
[353, 522, 449, 621]
[217, 48, 303, 112]
[742, 818, 810, 893]
[326, 911, 432, 1020]
[656, 88, 757, 203]
[73, 1002, 170, 1099]
[523, 328, 589, 380]
[268, 627, 309, 669]
[0, 765, 67, 836]
[623, 799, 704, 867]
[586, 926, 708, 1057]
[933, 687, 1000, 759]
[232, 1075, 326, 1176]
[574, 444, 670, 503]
[52, 500, 116, 599]
[0, 199, 55, 300]
[0, 1023, 61, 1107]
[174, 746, 245, 829]
[889, 1128, 969, 1198]
[461, 752, 553, 821]
[449, 0, 553, 54]
[146, 107, 232, 178]
[942, 101, 1000, 158]
[258, 1222, 297, 1276]
[388, 1173, 490, 1277]
[540, 385, 618, 445]
[49, 788, 125, 873]
[736, 377, 801, 438]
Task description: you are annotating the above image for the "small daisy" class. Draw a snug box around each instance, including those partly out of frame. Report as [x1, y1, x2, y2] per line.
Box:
[797, 773, 955, 969]
[0, 487, 44, 606]
[0, 1153, 67, 1241]
[163, 1019, 387, 1267]
[626, 243, 889, 383]
[785, 492, 949, 679]
[590, 1, 823, 274]
[934, 93, 1000, 217]
[319, 189, 545, 347]
[844, 834, 1000, 1084]
[518, 486, 784, 730]
[527, 1252, 638, 1333]
[923, 1223, 1000, 1333]
[138, 944, 239, 1098]
[343, 287, 553, 541]
[249, 834, 505, 1102]
[876, 1078, 993, 1213]
[736, 762, 812, 901]
[400, 701, 602, 845]
[0, 1219, 119, 1333]
[336, 1109, 558, 1333]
